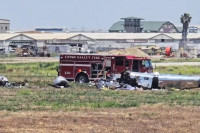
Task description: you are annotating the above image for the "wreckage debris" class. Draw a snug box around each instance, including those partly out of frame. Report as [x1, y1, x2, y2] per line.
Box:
[95, 79, 121, 90]
[0, 76, 8, 87]
[2, 71, 199, 90]
[0, 76, 28, 87]
[95, 70, 200, 90]
[118, 84, 139, 91]
[5, 82, 29, 87]
[52, 76, 69, 88]
[95, 78, 140, 90]
[120, 70, 200, 89]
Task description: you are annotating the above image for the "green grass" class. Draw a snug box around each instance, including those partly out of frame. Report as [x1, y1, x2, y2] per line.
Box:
[0, 54, 16, 58]
[0, 86, 200, 111]
[0, 62, 200, 111]
[0, 62, 58, 76]
[154, 65, 200, 75]
[152, 58, 200, 63]
[0, 62, 58, 87]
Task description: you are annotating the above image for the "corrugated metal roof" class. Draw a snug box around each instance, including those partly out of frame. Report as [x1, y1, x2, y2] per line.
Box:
[187, 33, 200, 39]
[0, 33, 200, 41]
[165, 33, 200, 39]
[0, 33, 19, 41]
[141, 21, 168, 32]
[109, 21, 178, 33]
[109, 21, 124, 32]
[82, 33, 160, 40]
[24, 33, 79, 40]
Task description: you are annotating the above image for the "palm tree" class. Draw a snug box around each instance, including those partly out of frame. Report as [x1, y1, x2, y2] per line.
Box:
[180, 13, 192, 49]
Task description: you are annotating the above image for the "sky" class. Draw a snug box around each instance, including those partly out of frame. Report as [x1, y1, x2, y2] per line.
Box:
[0, 0, 199, 31]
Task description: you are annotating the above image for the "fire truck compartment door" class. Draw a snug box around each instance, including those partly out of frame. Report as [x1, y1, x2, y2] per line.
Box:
[132, 60, 139, 72]
[60, 65, 74, 78]
[115, 57, 125, 73]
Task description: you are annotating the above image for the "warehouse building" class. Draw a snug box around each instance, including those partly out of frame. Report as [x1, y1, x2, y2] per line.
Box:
[121, 16, 143, 33]
[0, 32, 200, 56]
[109, 16, 179, 33]
[188, 26, 200, 33]
[141, 21, 179, 33]
[176, 25, 200, 33]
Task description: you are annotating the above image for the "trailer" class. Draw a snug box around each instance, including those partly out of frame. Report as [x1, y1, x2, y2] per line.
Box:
[58, 53, 153, 83]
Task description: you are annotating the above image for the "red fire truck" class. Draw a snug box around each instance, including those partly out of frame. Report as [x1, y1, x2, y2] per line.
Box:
[58, 53, 153, 83]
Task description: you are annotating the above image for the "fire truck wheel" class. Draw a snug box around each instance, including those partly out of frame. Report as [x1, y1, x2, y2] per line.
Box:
[76, 74, 89, 83]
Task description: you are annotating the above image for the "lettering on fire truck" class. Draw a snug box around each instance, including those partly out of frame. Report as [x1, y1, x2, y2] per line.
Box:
[61, 55, 102, 60]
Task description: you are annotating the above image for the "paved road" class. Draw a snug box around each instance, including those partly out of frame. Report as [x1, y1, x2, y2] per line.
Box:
[153, 62, 200, 66]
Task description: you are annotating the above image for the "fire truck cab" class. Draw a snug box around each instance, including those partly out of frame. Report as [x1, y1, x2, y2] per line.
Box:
[59, 54, 153, 83]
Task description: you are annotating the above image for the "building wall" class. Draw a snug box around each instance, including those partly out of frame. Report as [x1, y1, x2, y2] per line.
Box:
[0, 41, 3, 47]
[1, 33, 200, 55]
[2, 41, 10, 47]
[159, 22, 178, 33]
[0, 23, 10, 33]
[37, 40, 46, 47]
[189, 39, 200, 44]
[0, 19, 10, 33]
[124, 19, 141, 33]
[134, 42, 179, 50]
[188, 27, 200, 33]
[47, 45, 70, 53]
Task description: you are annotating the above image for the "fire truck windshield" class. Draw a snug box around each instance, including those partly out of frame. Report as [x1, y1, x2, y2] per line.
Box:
[142, 60, 152, 68]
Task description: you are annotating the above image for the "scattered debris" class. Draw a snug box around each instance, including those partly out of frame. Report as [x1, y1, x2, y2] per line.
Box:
[117, 84, 140, 91]
[120, 70, 200, 89]
[95, 79, 141, 91]
[5, 81, 29, 87]
[52, 76, 69, 88]
[95, 79, 120, 90]
[94, 70, 200, 90]
[2, 70, 200, 90]
[0, 76, 28, 88]
[0, 76, 8, 86]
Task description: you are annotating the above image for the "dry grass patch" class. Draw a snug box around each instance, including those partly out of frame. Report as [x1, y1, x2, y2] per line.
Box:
[0, 105, 200, 133]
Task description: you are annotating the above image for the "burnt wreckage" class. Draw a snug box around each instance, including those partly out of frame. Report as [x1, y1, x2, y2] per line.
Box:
[119, 70, 200, 89]
[0, 76, 28, 87]
[0, 76, 8, 86]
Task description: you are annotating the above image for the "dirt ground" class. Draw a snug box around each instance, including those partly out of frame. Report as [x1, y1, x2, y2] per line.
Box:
[0, 57, 58, 64]
[0, 105, 200, 133]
